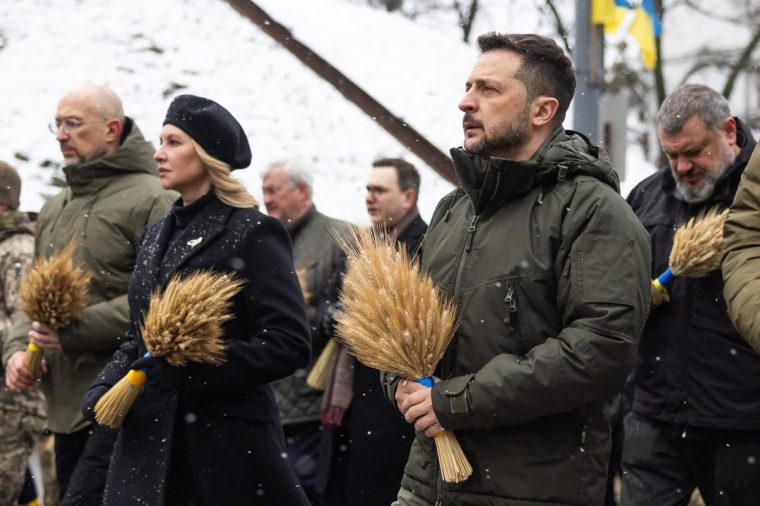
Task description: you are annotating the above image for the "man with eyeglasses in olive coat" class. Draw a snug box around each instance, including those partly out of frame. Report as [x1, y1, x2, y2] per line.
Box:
[2, 84, 175, 506]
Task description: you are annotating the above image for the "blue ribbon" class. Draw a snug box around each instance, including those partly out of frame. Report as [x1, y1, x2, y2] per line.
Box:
[139, 351, 152, 373]
[656, 267, 675, 287]
[416, 376, 434, 388]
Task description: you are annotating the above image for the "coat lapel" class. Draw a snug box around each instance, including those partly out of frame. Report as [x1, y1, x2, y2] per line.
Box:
[157, 198, 232, 287]
[145, 215, 175, 286]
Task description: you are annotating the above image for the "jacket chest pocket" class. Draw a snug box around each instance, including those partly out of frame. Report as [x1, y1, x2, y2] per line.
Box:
[457, 279, 526, 361]
[493, 277, 558, 356]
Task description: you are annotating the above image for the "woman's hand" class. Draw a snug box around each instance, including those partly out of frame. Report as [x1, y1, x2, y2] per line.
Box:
[130, 356, 182, 393]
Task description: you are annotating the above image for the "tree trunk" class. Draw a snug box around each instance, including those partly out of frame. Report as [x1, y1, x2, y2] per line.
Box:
[225, 0, 456, 184]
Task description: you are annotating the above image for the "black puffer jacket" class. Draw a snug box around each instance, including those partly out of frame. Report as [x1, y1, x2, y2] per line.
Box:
[627, 118, 760, 431]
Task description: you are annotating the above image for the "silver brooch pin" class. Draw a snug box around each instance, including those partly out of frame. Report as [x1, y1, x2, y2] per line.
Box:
[187, 237, 203, 247]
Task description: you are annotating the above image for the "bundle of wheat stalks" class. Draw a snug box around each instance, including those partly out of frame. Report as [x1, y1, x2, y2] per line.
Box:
[651, 207, 729, 306]
[333, 226, 472, 483]
[20, 242, 91, 377]
[306, 338, 339, 390]
[295, 266, 339, 391]
[94, 270, 244, 428]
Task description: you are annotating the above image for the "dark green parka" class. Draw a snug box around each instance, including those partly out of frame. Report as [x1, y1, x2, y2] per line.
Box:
[724, 143, 760, 352]
[400, 128, 651, 505]
[2, 118, 175, 434]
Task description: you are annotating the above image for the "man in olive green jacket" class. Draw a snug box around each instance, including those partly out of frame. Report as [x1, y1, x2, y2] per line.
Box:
[3, 85, 175, 506]
[723, 144, 760, 352]
[391, 33, 651, 506]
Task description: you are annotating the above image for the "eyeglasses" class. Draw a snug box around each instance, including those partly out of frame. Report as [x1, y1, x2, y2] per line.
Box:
[48, 118, 106, 134]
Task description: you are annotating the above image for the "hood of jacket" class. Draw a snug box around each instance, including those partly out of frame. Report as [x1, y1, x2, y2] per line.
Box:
[62, 117, 158, 196]
[450, 126, 619, 215]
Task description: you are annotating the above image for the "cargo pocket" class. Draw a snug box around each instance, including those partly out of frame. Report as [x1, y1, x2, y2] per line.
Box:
[442, 373, 475, 415]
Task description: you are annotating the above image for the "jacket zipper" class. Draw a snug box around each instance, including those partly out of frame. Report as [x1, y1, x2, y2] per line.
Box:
[436, 160, 483, 506]
[436, 206, 479, 506]
[504, 281, 518, 327]
[445, 211, 479, 376]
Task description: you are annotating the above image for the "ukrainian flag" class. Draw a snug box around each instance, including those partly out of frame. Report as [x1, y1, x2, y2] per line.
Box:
[592, 0, 662, 69]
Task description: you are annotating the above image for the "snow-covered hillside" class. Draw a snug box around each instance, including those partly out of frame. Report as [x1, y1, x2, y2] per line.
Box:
[0, 0, 669, 220]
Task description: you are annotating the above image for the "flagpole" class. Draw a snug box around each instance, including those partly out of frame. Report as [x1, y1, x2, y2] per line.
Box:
[573, 0, 604, 142]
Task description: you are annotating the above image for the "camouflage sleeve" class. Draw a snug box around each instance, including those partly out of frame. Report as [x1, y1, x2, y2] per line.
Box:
[0, 233, 34, 349]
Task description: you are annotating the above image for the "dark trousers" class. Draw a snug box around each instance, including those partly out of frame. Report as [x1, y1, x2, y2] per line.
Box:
[620, 413, 760, 506]
[55, 424, 118, 506]
[283, 421, 322, 505]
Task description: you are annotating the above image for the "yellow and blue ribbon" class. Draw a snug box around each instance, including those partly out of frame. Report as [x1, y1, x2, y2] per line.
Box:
[652, 267, 674, 293]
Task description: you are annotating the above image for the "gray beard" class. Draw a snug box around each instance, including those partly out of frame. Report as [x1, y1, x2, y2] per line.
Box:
[675, 176, 719, 203]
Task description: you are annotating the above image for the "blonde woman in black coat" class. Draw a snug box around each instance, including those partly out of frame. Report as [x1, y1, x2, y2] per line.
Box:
[82, 95, 311, 506]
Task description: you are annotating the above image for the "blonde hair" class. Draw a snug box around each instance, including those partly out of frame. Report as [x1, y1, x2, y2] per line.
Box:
[192, 140, 259, 209]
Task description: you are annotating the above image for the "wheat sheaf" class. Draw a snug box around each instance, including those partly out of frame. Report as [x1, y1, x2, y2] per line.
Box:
[20, 242, 91, 376]
[332, 226, 471, 483]
[669, 207, 729, 278]
[95, 270, 243, 428]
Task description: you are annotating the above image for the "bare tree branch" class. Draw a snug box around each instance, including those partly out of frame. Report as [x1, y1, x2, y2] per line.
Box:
[453, 0, 479, 43]
[678, 56, 730, 86]
[543, 0, 572, 54]
[679, 0, 760, 25]
[723, 25, 760, 98]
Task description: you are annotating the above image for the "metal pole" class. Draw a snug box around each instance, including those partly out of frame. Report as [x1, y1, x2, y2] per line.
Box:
[573, 0, 603, 142]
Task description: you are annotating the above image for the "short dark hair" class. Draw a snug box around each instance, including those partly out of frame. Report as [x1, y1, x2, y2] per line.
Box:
[477, 32, 576, 125]
[372, 158, 420, 201]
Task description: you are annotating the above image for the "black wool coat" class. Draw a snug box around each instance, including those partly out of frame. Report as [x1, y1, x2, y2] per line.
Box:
[90, 195, 311, 506]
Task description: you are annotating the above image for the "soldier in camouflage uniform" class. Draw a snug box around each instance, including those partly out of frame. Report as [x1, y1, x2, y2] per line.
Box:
[0, 160, 46, 505]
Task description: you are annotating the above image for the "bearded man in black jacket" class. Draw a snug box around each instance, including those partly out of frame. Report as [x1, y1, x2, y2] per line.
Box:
[623, 84, 760, 506]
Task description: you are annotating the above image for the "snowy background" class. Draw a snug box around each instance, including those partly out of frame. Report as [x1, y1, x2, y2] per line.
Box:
[0, 0, 755, 223]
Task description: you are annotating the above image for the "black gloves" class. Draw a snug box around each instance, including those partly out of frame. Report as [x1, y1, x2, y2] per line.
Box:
[81, 384, 109, 423]
[130, 355, 182, 393]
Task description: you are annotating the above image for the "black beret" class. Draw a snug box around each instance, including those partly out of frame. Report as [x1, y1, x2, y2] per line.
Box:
[163, 95, 252, 170]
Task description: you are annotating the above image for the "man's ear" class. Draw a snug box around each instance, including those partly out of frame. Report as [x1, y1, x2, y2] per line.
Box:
[532, 96, 559, 128]
[723, 116, 738, 145]
[297, 181, 310, 199]
[402, 188, 416, 211]
[104, 118, 123, 144]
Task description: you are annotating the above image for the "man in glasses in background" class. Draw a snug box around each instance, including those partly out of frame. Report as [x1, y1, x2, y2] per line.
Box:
[3, 84, 175, 506]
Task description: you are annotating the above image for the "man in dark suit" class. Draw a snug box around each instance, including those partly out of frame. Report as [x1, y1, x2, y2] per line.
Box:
[322, 158, 426, 506]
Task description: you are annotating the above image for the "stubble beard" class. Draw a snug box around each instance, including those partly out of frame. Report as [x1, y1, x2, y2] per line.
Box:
[468, 103, 532, 159]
